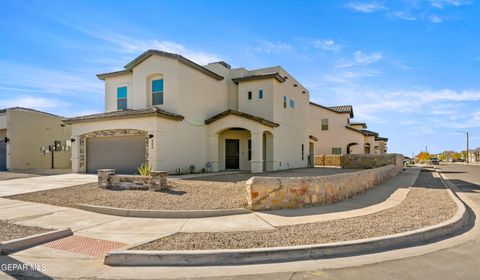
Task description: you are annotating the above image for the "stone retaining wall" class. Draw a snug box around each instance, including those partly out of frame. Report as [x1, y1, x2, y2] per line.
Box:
[314, 154, 403, 169]
[246, 163, 403, 211]
[98, 169, 167, 191]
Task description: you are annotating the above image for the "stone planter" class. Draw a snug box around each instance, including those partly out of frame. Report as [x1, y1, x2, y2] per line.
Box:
[97, 169, 168, 191]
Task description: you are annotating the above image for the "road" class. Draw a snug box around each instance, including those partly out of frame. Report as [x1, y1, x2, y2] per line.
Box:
[209, 164, 480, 280]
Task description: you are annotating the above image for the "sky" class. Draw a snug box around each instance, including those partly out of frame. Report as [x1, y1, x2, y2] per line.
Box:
[0, 0, 479, 156]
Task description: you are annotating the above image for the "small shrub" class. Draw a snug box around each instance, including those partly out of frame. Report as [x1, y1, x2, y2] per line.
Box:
[201, 167, 207, 173]
[189, 165, 196, 174]
[137, 163, 152, 176]
[175, 168, 182, 175]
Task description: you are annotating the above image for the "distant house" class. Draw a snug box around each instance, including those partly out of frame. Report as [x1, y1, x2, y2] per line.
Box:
[0, 107, 71, 171]
[308, 103, 388, 155]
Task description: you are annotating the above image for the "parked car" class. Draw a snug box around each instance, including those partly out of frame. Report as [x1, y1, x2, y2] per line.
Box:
[430, 158, 440, 165]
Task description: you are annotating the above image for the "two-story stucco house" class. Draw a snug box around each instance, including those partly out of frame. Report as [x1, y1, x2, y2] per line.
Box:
[65, 50, 315, 174]
[307, 103, 388, 155]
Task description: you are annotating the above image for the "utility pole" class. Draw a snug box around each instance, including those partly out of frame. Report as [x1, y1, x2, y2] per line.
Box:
[467, 131, 469, 164]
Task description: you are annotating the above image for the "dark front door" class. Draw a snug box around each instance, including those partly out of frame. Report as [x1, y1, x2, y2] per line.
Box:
[0, 141, 6, 171]
[225, 139, 239, 169]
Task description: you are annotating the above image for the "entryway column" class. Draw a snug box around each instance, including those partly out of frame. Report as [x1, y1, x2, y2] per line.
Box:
[251, 132, 264, 173]
[207, 134, 219, 172]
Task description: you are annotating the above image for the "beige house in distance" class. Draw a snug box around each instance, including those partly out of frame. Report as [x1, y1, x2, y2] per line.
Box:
[65, 49, 388, 174]
[308, 103, 388, 155]
[0, 107, 71, 171]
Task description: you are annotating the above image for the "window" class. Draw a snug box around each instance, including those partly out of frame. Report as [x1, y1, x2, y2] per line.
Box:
[332, 147, 342, 155]
[248, 91, 252, 100]
[258, 89, 263, 99]
[301, 144, 304, 160]
[117, 86, 127, 110]
[152, 79, 164, 105]
[321, 119, 329, 131]
[248, 139, 252, 161]
[290, 99, 295, 108]
[283, 96, 287, 108]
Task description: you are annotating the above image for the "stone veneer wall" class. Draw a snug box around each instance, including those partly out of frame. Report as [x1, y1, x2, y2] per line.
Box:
[78, 129, 149, 173]
[314, 154, 404, 169]
[98, 169, 167, 191]
[246, 162, 404, 211]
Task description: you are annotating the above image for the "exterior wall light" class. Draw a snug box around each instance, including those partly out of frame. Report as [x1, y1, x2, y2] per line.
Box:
[148, 134, 154, 139]
[70, 138, 76, 142]
[4, 137, 9, 143]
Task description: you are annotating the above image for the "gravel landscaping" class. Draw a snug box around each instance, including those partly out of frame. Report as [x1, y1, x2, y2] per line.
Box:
[0, 220, 50, 242]
[7, 179, 246, 210]
[7, 168, 360, 210]
[133, 169, 458, 250]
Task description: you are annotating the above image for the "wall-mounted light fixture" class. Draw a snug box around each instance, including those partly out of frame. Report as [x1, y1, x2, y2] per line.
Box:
[148, 134, 154, 139]
[61, 124, 66, 127]
[4, 137, 9, 143]
[70, 138, 76, 143]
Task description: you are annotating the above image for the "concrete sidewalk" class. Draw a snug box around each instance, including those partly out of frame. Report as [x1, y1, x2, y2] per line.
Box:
[0, 173, 97, 197]
[0, 167, 442, 280]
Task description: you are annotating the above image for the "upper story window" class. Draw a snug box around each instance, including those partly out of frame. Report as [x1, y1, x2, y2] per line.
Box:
[283, 96, 287, 108]
[290, 99, 295, 108]
[117, 86, 127, 110]
[321, 119, 329, 131]
[248, 91, 252, 100]
[258, 89, 263, 99]
[152, 79, 164, 105]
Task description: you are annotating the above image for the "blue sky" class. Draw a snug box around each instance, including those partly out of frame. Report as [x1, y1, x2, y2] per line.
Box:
[0, 0, 479, 156]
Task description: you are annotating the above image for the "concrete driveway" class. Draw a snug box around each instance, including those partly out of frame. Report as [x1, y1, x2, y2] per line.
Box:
[0, 173, 97, 197]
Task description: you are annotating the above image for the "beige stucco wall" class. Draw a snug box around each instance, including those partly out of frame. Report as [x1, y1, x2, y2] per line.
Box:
[71, 116, 209, 173]
[0, 129, 5, 140]
[308, 104, 364, 155]
[364, 135, 376, 154]
[0, 114, 6, 129]
[5, 109, 71, 170]
[237, 79, 275, 121]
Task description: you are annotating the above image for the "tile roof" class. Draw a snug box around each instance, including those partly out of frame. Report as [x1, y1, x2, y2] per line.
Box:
[349, 122, 367, 128]
[375, 136, 389, 141]
[205, 110, 279, 128]
[231, 72, 285, 84]
[328, 105, 354, 118]
[97, 50, 224, 81]
[360, 129, 379, 137]
[63, 106, 184, 124]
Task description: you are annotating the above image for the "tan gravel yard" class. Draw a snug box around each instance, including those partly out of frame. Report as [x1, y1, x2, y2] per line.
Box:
[7, 179, 246, 210]
[133, 170, 458, 250]
[0, 220, 50, 242]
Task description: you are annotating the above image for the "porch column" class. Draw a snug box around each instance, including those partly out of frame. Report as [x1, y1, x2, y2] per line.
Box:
[207, 134, 219, 172]
[251, 132, 264, 173]
[265, 133, 274, 171]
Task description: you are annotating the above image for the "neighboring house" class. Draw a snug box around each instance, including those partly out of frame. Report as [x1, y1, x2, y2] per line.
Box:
[65, 50, 312, 174]
[0, 107, 71, 171]
[307, 103, 388, 155]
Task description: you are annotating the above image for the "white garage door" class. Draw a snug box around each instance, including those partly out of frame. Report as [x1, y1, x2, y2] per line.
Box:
[86, 135, 145, 174]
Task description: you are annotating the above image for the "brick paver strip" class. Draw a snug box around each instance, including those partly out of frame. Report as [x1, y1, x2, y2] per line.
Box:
[42, 235, 127, 257]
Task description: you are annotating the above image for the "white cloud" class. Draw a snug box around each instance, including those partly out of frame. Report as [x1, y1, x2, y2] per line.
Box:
[429, 0, 470, 9]
[391, 11, 417, 21]
[346, 2, 387, 13]
[247, 41, 293, 55]
[429, 14, 444, 23]
[0, 96, 68, 111]
[0, 62, 102, 95]
[336, 51, 383, 68]
[313, 39, 342, 51]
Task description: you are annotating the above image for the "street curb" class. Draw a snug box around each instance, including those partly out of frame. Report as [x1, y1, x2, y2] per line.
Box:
[0, 228, 73, 255]
[75, 203, 252, 219]
[104, 170, 468, 266]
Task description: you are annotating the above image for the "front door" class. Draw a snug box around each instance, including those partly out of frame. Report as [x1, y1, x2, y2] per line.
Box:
[225, 139, 239, 169]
